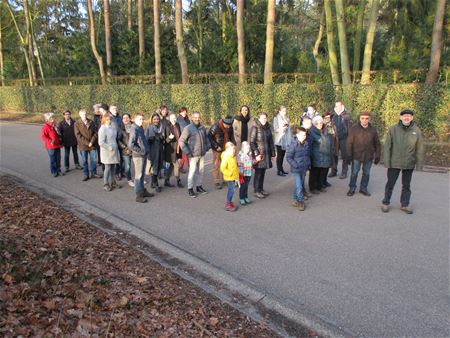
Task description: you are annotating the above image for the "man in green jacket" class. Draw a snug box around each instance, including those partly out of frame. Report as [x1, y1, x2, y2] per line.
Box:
[381, 109, 424, 214]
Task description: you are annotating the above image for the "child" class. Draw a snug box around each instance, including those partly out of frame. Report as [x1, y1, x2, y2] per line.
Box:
[220, 142, 240, 211]
[237, 141, 253, 205]
[286, 126, 311, 211]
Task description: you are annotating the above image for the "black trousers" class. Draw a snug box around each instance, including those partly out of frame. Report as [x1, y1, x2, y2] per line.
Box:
[64, 145, 79, 169]
[331, 138, 349, 175]
[253, 168, 266, 193]
[309, 166, 328, 191]
[382, 168, 414, 207]
[276, 145, 286, 171]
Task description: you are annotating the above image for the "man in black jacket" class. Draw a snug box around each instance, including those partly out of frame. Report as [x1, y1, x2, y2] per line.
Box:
[346, 112, 381, 197]
[330, 101, 352, 179]
[59, 110, 81, 172]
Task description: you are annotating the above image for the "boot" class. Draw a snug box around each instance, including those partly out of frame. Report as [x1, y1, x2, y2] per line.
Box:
[188, 188, 197, 198]
[143, 188, 155, 197]
[298, 201, 305, 211]
[177, 178, 184, 188]
[136, 192, 147, 203]
[164, 179, 174, 187]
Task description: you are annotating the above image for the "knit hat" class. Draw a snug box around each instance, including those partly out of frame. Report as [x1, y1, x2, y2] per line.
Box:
[400, 109, 414, 116]
[222, 115, 234, 125]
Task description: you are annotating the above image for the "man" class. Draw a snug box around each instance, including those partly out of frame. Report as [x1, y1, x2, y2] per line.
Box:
[346, 112, 381, 197]
[177, 107, 191, 173]
[381, 109, 423, 214]
[59, 110, 81, 172]
[128, 113, 154, 203]
[208, 115, 235, 189]
[110, 104, 123, 180]
[92, 103, 103, 168]
[74, 109, 101, 181]
[330, 101, 352, 179]
[179, 112, 211, 198]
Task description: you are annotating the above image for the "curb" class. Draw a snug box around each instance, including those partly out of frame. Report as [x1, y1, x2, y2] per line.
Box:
[0, 166, 351, 338]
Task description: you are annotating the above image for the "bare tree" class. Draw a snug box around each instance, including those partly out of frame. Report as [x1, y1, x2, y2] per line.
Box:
[87, 0, 106, 84]
[324, 0, 340, 85]
[104, 0, 112, 80]
[0, 14, 4, 86]
[361, 0, 379, 85]
[426, 0, 446, 84]
[264, 0, 275, 84]
[353, 0, 366, 82]
[28, 5, 45, 85]
[138, 0, 145, 68]
[175, 0, 189, 84]
[23, 0, 37, 85]
[335, 0, 351, 84]
[154, 0, 162, 84]
[312, 8, 325, 73]
[128, 0, 133, 31]
[237, 0, 246, 84]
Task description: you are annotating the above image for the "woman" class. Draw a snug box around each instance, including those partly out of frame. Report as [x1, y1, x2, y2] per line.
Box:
[164, 112, 184, 188]
[308, 116, 333, 194]
[98, 114, 121, 191]
[41, 112, 63, 177]
[233, 105, 254, 151]
[145, 112, 165, 192]
[322, 112, 338, 188]
[118, 113, 134, 187]
[273, 105, 292, 176]
[249, 112, 276, 199]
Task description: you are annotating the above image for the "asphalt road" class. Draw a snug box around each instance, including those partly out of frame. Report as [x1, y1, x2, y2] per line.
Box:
[1, 122, 449, 337]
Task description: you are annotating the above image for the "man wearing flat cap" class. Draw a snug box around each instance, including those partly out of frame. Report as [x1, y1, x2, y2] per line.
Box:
[208, 115, 236, 189]
[381, 109, 424, 214]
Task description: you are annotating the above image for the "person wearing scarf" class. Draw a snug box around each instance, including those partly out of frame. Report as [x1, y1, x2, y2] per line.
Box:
[233, 105, 254, 152]
[41, 112, 63, 177]
[208, 115, 236, 189]
[164, 112, 184, 188]
[145, 112, 165, 193]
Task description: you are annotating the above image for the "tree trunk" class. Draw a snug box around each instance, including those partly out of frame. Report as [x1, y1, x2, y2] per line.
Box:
[24, 0, 37, 86]
[175, 0, 189, 84]
[335, 0, 351, 85]
[0, 15, 4, 86]
[28, 3, 45, 85]
[128, 0, 133, 31]
[104, 0, 112, 81]
[237, 0, 246, 84]
[196, 0, 203, 70]
[353, 0, 366, 82]
[220, 0, 227, 44]
[138, 0, 145, 68]
[87, 0, 106, 84]
[324, 0, 340, 85]
[263, 0, 275, 85]
[361, 0, 379, 85]
[425, 0, 446, 84]
[312, 8, 325, 73]
[154, 0, 162, 84]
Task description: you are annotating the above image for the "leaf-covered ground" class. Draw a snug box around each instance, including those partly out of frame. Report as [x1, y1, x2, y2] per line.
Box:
[0, 177, 282, 337]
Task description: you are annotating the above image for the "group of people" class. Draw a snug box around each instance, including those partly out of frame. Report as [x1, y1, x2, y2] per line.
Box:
[41, 101, 423, 213]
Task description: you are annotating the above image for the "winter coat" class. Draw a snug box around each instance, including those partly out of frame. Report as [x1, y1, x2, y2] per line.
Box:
[237, 151, 253, 176]
[309, 126, 332, 168]
[98, 124, 120, 164]
[233, 114, 255, 151]
[177, 115, 190, 131]
[118, 123, 132, 156]
[347, 123, 381, 162]
[273, 114, 292, 149]
[59, 118, 77, 147]
[325, 122, 339, 157]
[164, 122, 183, 163]
[179, 123, 211, 157]
[74, 118, 98, 151]
[41, 122, 62, 150]
[286, 138, 311, 174]
[208, 120, 236, 152]
[331, 109, 352, 140]
[249, 119, 276, 169]
[220, 152, 240, 181]
[145, 123, 165, 174]
[128, 123, 149, 158]
[383, 121, 424, 170]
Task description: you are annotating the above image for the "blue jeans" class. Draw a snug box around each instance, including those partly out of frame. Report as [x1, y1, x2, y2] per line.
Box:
[123, 155, 132, 181]
[47, 148, 61, 175]
[292, 172, 306, 201]
[239, 176, 251, 199]
[80, 150, 97, 178]
[349, 160, 372, 192]
[226, 181, 235, 202]
[133, 157, 147, 193]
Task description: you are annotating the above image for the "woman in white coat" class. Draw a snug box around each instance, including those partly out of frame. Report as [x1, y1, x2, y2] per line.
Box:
[98, 115, 121, 191]
[273, 105, 292, 176]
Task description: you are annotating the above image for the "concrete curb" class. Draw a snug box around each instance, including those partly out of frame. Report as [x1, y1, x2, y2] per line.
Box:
[0, 166, 351, 338]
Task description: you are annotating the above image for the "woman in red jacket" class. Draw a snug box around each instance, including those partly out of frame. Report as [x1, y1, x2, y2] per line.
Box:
[41, 112, 63, 177]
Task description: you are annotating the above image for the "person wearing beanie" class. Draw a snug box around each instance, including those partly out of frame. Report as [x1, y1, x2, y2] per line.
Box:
[381, 109, 424, 214]
[208, 115, 236, 189]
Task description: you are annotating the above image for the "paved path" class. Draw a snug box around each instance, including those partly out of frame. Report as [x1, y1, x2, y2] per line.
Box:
[1, 122, 449, 337]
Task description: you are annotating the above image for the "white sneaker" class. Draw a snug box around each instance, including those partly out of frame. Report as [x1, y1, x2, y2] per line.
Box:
[128, 180, 135, 187]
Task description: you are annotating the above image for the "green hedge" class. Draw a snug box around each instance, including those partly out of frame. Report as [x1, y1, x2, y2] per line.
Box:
[0, 83, 448, 140]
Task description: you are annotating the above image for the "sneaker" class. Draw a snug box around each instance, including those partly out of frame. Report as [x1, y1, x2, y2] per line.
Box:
[347, 190, 355, 196]
[52, 172, 58, 177]
[304, 191, 312, 198]
[196, 186, 208, 194]
[58, 171, 65, 176]
[400, 206, 413, 214]
[298, 201, 305, 211]
[381, 204, 390, 213]
[188, 189, 197, 198]
[82, 176, 89, 182]
[261, 190, 270, 197]
[254, 192, 265, 199]
[215, 183, 222, 190]
[240, 199, 247, 205]
[359, 190, 371, 197]
[128, 180, 135, 187]
[103, 184, 112, 192]
[244, 198, 252, 204]
[292, 200, 300, 207]
[226, 202, 237, 212]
